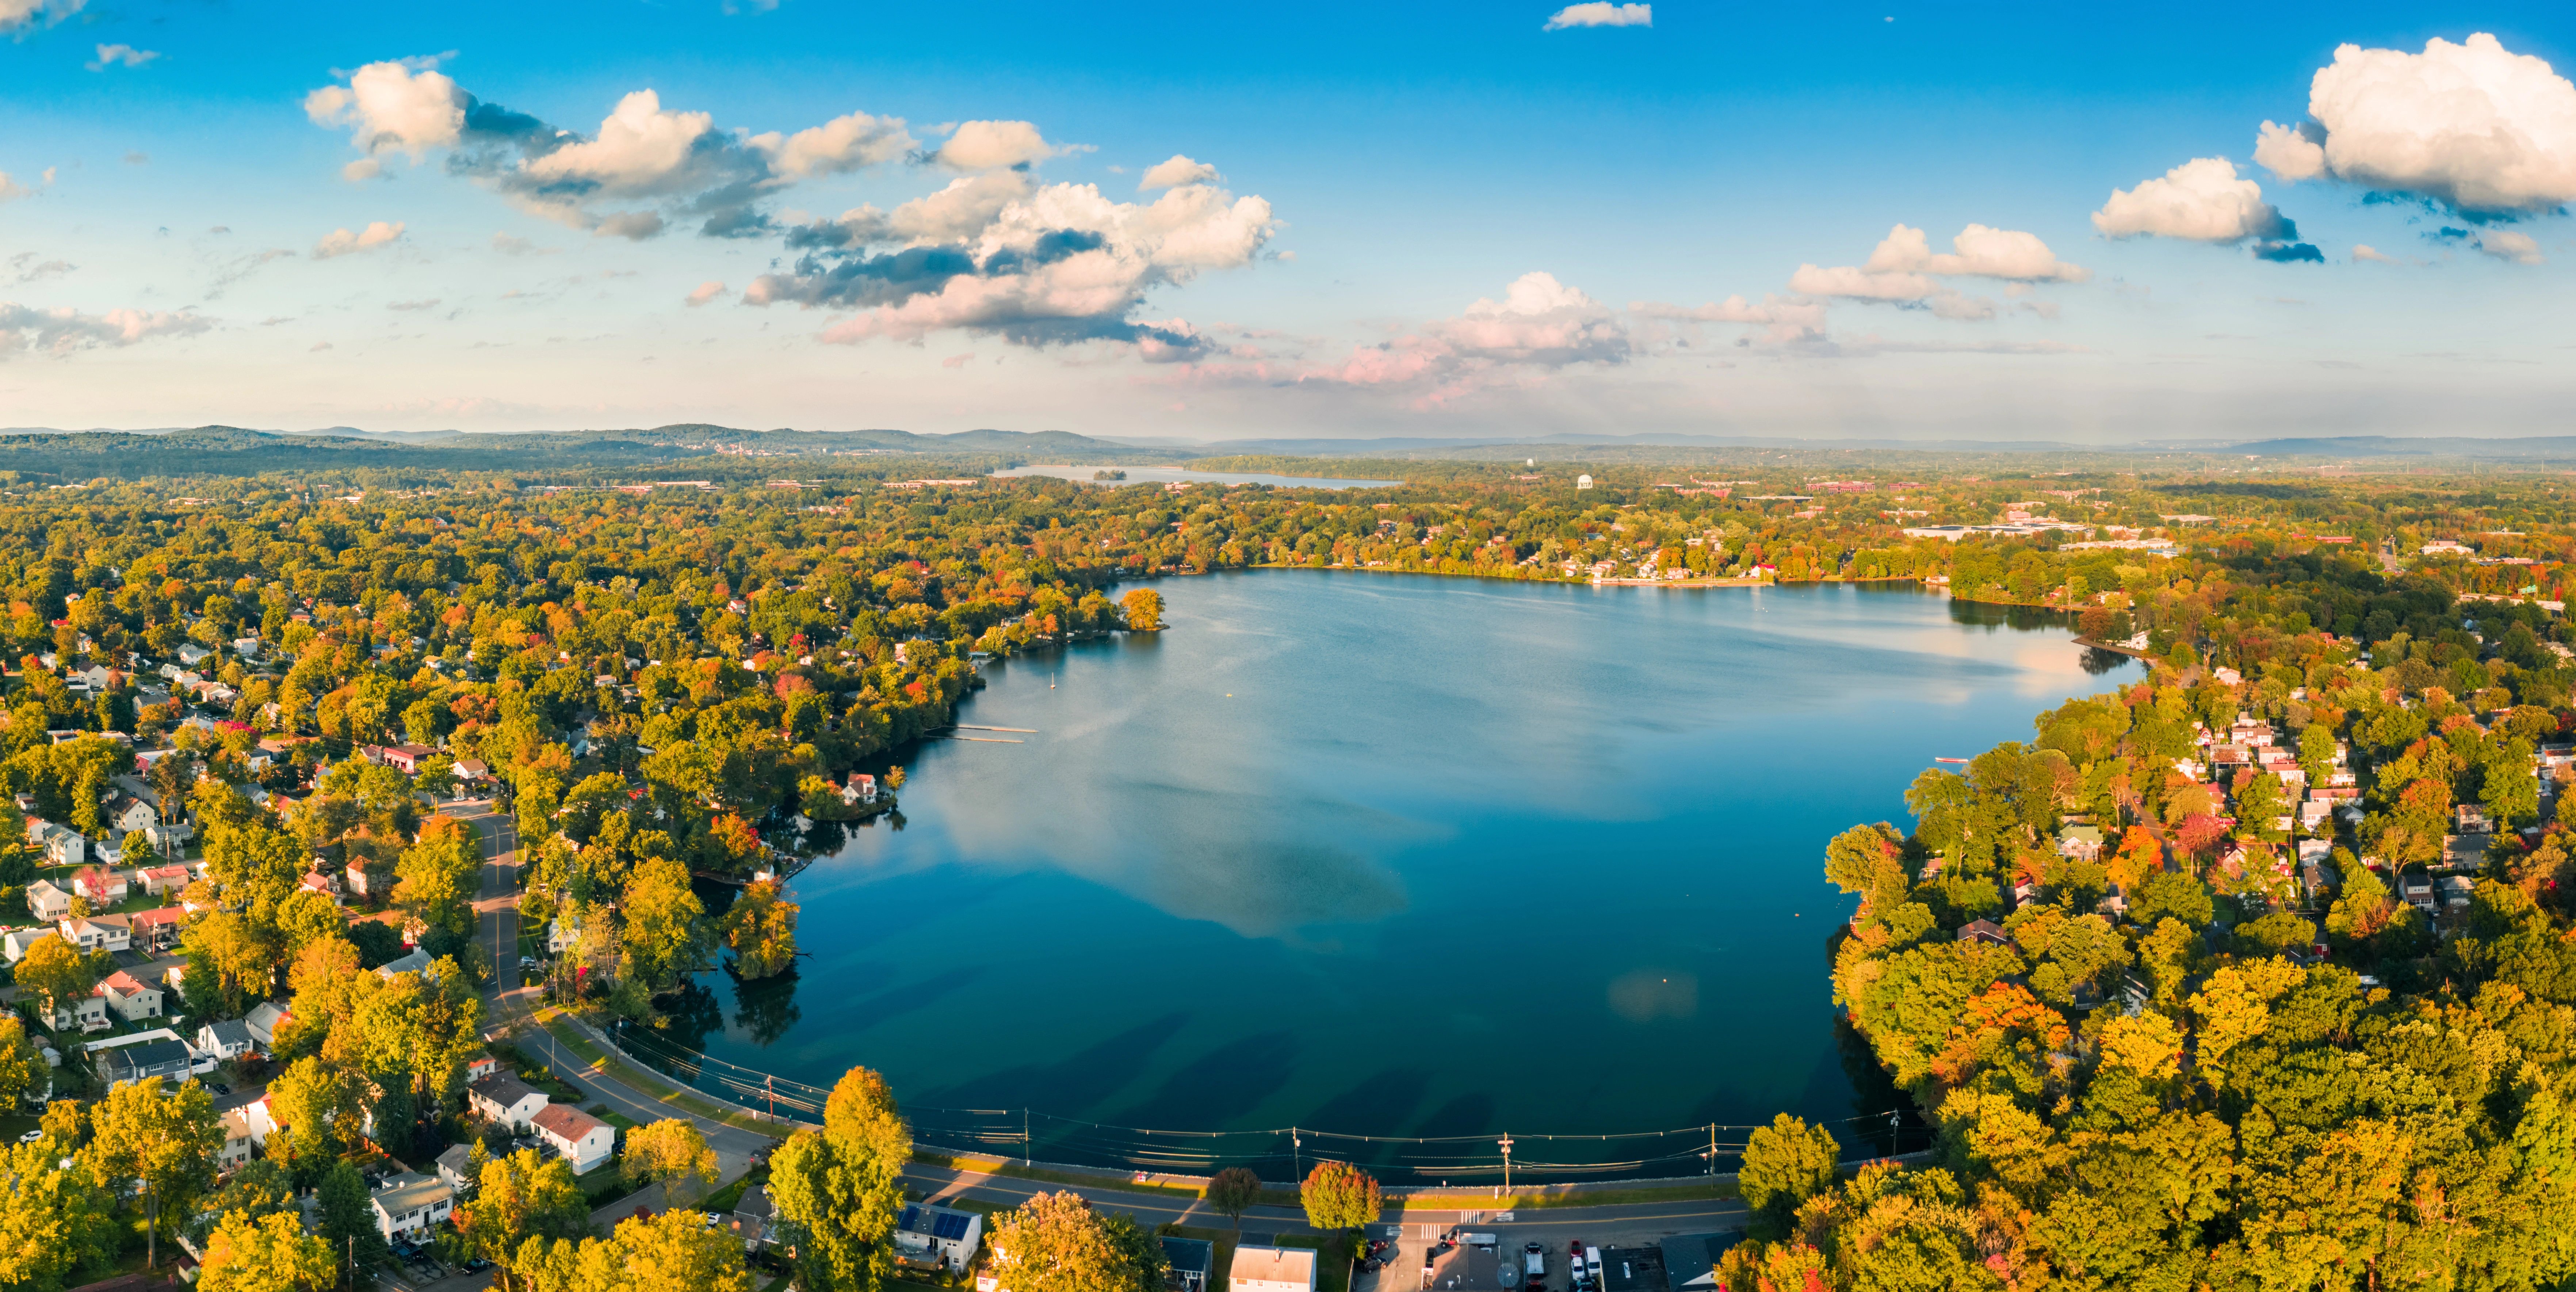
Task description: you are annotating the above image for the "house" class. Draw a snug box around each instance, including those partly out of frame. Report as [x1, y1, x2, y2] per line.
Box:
[175, 644, 212, 666]
[548, 908, 581, 954]
[107, 796, 158, 838]
[1956, 919, 2010, 948]
[95, 1038, 192, 1089]
[2458, 804, 2491, 835]
[436, 1143, 478, 1192]
[24, 880, 69, 921]
[732, 1184, 777, 1251]
[218, 1106, 257, 1172]
[371, 1171, 455, 1239]
[3, 926, 59, 963]
[96, 971, 162, 1023]
[2055, 824, 2104, 862]
[531, 1104, 615, 1174]
[1163, 1237, 1215, 1292]
[297, 872, 341, 903]
[141, 821, 192, 854]
[61, 914, 132, 953]
[52, 990, 111, 1033]
[2400, 872, 2437, 914]
[894, 1203, 985, 1274]
[138, 865, 191, 897]
[373, 744, 435, 774]
[244, 1001, 295, 1049]
[467, 1074, 549, 1131]
[42, 829, 85, 869]
[454, 757, 491, 783]
[843, 773, 879, 805]
[343, 858, 374, 899]
[197, 1020, 255, 1062]
[69, 865, 125, 906]
[375, 948, 438, 980]
[465, 1053, 500, 1083]
[129, 907, 186, 951]
[1229, 1246, 1317, 1292]
[2438, 874, 2475, 909]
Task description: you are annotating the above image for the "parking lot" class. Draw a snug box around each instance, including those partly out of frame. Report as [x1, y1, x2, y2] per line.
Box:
[1359, 1216, 1740, 1292]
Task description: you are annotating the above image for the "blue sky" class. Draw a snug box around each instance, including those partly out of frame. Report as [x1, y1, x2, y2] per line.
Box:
[1, 1, 2571, 441]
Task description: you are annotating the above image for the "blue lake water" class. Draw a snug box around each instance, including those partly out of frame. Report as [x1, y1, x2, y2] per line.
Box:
[657, 573, 2136, 1179]
[992, 464, 1404, 489]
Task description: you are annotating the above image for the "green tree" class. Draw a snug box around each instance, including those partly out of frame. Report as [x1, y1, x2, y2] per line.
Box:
[87, 1075, 225, 1255]
[1737, 1113, 1840, 1236]
[622, 1118, 721, 1207]
[0, 1013, 47, 1106]
[464, 1149, 589, 1290]
[317, 1160, 396, 1290]
[15, 934, 96, 1025]
[1205, 1166, 1261, 1236]
[0, 1136, 119, 1291]
[720, 877, 799, 980]
[395, 813, 484, 937]
[768, 1066, 913, 1292]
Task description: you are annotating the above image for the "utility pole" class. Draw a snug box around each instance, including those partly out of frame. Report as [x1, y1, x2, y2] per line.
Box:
[1707, 1124, 1716, 1177]
[1292, 1128, 1301, 1181]
[1498, 1134, 1513, 1194]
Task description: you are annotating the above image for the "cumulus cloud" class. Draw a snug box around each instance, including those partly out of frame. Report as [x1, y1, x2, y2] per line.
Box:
[0, 174, 33, 203]
[1290, 272, 1633, 404]
[2092, 157, 2319, 262]
[305, 61, 917, 240]
[0, 302, 209, 358]
[313, 221, 405, 259]
[685, 280, 727, 306]
[924, 120, 1061, 172]
[753, 175, 1277, 353]
[1544, 3, 1650, 29]
[0, 0, 83, 34]
[2257, 33, 2576, 214]
[305, 61, 1277, 352]
[2476, 229, 2546, 264]
[86, 43, 158, 70]
[1785, 223, 2082, 322]
[1139, 155, 1220, 191]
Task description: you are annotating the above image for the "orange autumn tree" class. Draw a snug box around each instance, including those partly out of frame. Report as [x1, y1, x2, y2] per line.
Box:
[2105, 826, 2165, 893]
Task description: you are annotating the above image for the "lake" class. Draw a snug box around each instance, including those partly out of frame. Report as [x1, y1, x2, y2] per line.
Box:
[993, 464, 1405, 489]
[647, 573, 2137, 1181]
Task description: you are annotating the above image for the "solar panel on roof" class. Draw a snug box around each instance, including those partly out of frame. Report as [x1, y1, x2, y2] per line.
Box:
[899, 1207, 921, 1231]
[932, 1212, 972, 1241]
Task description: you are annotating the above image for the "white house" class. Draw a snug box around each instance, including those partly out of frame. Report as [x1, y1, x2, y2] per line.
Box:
[138, 864, 191, 897]
[244, 1001, 295, 1049]
[531, 1104, 615, 1175]
[96, 970, 163, 1023]
[197, 1019, 255, 1062]
[41, 830, 84, 869]
[23, 881, 69, 922]
[3, 926, 59, 963]
[467, 1073, 549, 1131]
[218, 1107, 256, 1173]
[1230, 1247, 1317, 1292]
[107, 796, 158, 838]
[60, 915, 131, 954]
[50, 990, 110, 1034]
[371, 1172, 455, 1239]
[547, 908, 581, 954]
[894, 1203, 986, 1275]
[436, 1143, 477, 1192]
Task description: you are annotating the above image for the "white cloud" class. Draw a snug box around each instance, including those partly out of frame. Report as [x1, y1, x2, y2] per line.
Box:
[1787, 263, 1939, 300]
[0, 172, 35, 203]
[1430, 272, 1629, 364]
[2476, 229, 2546, 264]
[929, 120, 1062, 171]
[0, 0, 82, 33]
[85, 43, 158, 70]
[1139, 155, 1220, 191]
[313, 221, 406, 259]
[2092, 157, 2291, 242]
[888, 171, 1035, 243]
[2352, 244, 2397, 263]
[305, 60, 466, 163]
[1544, 3, 1651, 30]
[2253, 121, 2327, 182]
[1630, 294, 1826, 343]
[747, 110, 916, 180]
[2260, 33, 2576, 213]
[7, 255, 73, 284]
[686, 280, 727, 306]
[0, 302, 209, 358]
[1862, 223, 2088, 282]
[521, 90, 713, 196]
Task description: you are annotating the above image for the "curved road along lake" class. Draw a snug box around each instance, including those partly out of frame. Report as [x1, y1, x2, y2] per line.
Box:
[665, 573, 2138, 1176]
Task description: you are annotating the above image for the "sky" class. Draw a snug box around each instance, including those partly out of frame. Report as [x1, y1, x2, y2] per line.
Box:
[1, 1, 2573, 442]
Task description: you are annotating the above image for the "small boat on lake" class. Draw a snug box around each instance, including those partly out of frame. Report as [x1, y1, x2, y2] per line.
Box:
[1934, 756, 1968, 763]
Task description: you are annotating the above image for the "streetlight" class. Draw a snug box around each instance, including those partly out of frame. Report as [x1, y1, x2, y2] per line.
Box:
[1498, 1135, 1513, 1195]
